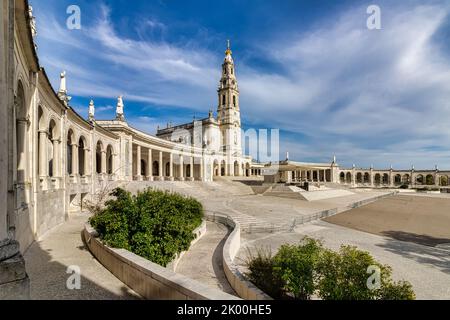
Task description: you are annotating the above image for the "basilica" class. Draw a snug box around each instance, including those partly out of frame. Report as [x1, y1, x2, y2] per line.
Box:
[1, 0, 450, 298]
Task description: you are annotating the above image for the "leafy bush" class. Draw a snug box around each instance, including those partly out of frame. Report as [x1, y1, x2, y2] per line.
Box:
[244, 247, 284, 299]
[316, 245, 389, 300]
[89, 187, 203, 267]
[244, 237, 415, 300]
[272, 238, 323, 300]
[378, 280, 416, 300]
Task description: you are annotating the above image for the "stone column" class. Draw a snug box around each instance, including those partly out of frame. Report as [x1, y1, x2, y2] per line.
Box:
[71, 143, 78, 176]
[199, 157, 204, 181]
[390, 170, 394, 187]
[169, 153, 174, 180]
[101, 150, 107, 174]
[38, 130, 48, 178]
[16, 119, 27, 182]
[147, 148, 153, 180]
[178, 155, 184, 181]
[52, 138, 60, 177]
[84, 147, 90, 176]
[190, 156, 194, 180]
[158, 151, 163, 180]
[136, 145, 142, 180]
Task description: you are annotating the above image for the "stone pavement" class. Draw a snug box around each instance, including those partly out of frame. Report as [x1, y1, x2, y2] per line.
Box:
[325, 194, 450, 246]
[176, 221, 237, 296]
[23, 213, 140, 300]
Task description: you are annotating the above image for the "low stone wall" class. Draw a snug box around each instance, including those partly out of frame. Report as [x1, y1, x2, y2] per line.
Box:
[167, 220, 207, 272]
[83, 223, 238, 300]
[205, 212, 272, 300]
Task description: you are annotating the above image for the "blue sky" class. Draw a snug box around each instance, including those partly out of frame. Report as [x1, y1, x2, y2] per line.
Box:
[32, 0, 450, 168]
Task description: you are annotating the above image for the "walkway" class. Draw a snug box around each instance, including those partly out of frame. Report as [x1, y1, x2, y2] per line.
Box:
[24, 213, 140, 300]
[176, 221, 237, 296]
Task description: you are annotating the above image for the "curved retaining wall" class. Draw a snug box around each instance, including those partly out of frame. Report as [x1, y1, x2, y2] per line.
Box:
[83, 223, 238, 300]
[205, 212, 272, 300]
[167, 220, 207, 272]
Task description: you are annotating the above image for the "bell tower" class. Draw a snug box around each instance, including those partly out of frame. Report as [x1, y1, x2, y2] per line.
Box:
[217, 40, 241, 156]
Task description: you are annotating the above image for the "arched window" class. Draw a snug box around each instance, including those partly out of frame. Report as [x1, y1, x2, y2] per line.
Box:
[67, 130, 75, 175]
[48, 120, 57, 177]
[375, 174, 381, 185]
[233, 95, 236, 107]
[356, 172, 363, 183]
[364, 172, 370, 183]
[140, 159, 146, 176]
[222, 95, 226, 105]
[186, 164, 191, 178]
[96, 141, 103, 174]
[106, 145, 113, 174]
[153, 161, 159, 176]
[78, 137, 85, 176]
[165, 162, 170, 177]
[346, 172, 351, 183]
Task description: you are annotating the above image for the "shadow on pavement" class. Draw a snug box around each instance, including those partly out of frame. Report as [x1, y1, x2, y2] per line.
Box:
[377, 230, 450, 275]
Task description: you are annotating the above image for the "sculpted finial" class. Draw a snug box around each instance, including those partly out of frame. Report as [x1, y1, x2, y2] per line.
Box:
[116, 95, 125, 121]
[88, 100, 95, 121]
[57, 71, 71, 105]
[59, 71, 67, 94]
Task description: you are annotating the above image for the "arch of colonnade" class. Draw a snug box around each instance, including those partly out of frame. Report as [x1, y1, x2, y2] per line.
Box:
[338, 169, 450, 187]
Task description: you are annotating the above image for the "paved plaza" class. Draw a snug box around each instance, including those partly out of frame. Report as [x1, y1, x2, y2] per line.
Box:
[325, 194, 450, 247]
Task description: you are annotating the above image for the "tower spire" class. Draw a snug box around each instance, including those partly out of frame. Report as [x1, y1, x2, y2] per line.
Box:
[217, 41, 241, 156]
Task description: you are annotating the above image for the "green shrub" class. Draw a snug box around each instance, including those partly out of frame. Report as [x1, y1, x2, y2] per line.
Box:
[378, 280, 416, 300]
[244, 240, 415, 300]
[316, 245, 388, 300]
[243, 247, 284, 299]
[272, 237, 323, 300]
[89, 187, 203, 267]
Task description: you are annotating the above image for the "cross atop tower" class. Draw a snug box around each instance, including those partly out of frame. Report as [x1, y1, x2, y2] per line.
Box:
[225, 39, 232, 58]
